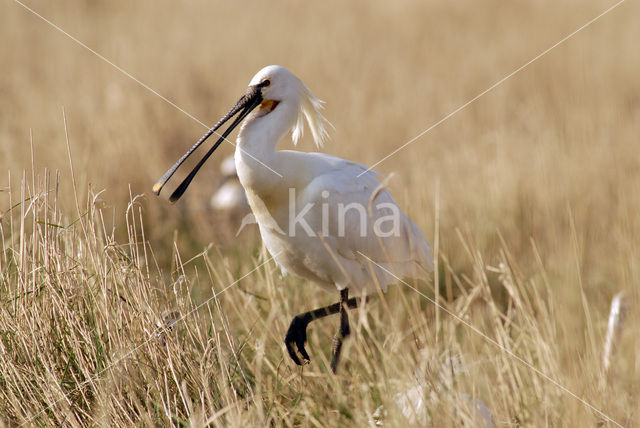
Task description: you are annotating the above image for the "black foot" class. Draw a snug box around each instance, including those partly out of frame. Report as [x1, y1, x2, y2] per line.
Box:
[284, 315, 311, 365]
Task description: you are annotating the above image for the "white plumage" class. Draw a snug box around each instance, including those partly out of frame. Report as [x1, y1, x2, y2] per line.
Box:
[209, 155, 249, 212]
[234, 65, 433, 297]
[155, 65, 433, 371]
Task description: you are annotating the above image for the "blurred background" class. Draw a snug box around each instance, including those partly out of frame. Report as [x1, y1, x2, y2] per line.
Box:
[1, 0, 639, 423]
[3, 0, 639, 283]
[3, 0, 640, 331]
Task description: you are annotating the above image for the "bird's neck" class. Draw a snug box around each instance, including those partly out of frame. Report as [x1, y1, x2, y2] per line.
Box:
[235, 100, 298, 189]
[237, 100, 297, 155]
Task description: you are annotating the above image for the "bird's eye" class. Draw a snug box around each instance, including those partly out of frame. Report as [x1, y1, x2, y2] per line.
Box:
[262, 79, 271, 87]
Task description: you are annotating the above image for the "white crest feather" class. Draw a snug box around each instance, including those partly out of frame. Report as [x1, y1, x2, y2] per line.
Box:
[291, 81, 333, 148]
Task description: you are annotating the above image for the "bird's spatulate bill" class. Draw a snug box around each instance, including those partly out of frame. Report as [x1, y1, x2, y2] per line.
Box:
[152, 86, 263, 200]
[167, 100, 260, 203]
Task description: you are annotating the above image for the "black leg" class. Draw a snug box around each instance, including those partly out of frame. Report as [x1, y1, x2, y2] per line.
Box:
[284, 288, 364, 368]
[330, 288, 351, 373]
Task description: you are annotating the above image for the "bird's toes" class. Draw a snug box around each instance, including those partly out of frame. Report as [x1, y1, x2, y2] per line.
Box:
[284, 317, 311, 365]
[285, 340, 303, 365]
[296, 339, 311, 364]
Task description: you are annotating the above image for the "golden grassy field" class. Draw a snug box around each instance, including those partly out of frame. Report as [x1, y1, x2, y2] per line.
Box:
[1, 0, 639, 426]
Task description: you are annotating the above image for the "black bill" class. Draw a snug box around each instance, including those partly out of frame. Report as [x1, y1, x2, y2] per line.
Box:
[152, 84, 264, 203]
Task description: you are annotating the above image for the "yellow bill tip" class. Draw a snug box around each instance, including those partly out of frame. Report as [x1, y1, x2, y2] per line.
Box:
[152, 181, 163, 195]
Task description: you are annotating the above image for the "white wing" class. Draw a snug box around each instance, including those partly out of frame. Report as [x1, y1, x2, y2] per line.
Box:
[290, 152, 433, 295]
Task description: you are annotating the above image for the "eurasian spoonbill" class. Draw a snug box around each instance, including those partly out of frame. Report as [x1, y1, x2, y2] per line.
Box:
[154, 65, 433, 373]
[209, 155, 250, 212]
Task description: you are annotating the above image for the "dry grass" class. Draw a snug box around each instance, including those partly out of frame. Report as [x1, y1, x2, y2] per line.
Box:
[1, 0, 639, 426]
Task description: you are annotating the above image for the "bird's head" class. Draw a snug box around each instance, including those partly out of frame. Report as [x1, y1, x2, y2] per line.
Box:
[153, 65, 331, 202]
[248, 65, 331, 148]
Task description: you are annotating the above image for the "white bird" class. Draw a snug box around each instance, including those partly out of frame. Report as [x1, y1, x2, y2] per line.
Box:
[372, 386, 493, 427]
[209, 155, 250, 212]
[372, 352, 493, 427]
[154, 65, 433, 372]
